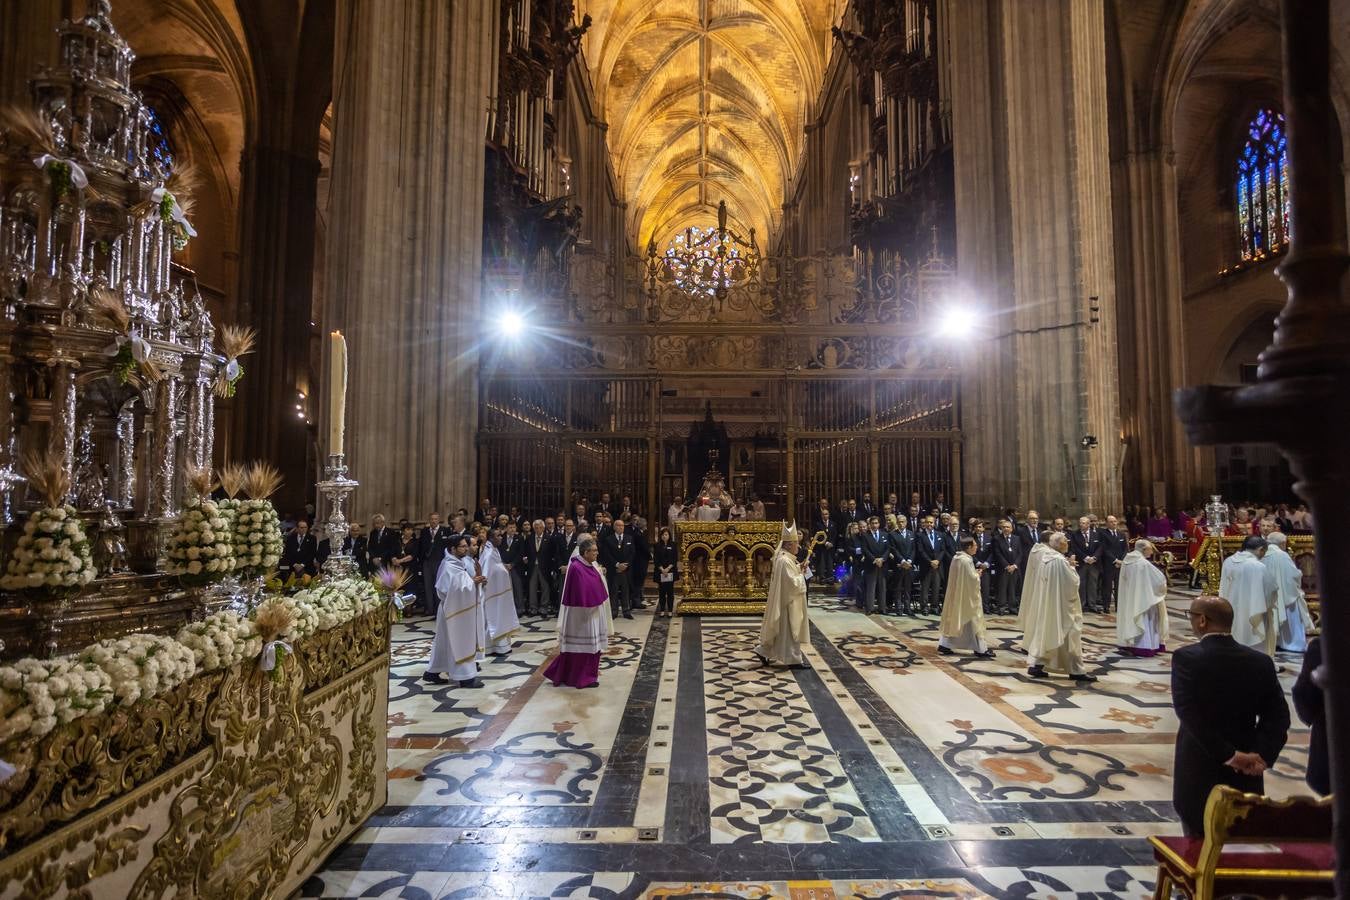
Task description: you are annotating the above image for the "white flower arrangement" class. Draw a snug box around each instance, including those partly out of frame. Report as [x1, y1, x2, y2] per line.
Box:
[254, 593, 320, 642]
[166, 497, 235, 585]
[0, 504, 96, 594]
[0, 575, 378, 746]
[232, 500, 282, 578]
[80, 633, 197, 708]
[0, 656, 113, 742]
[176, 611, 261, 673]
[299, 579, 383, 632]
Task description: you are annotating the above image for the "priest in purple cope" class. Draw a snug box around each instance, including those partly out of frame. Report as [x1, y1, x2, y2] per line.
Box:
[542, 534, 612, 689]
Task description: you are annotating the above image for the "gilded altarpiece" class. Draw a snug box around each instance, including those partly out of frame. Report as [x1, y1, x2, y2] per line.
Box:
[0, 610, 390, 899]
[479, 246, 963, 524]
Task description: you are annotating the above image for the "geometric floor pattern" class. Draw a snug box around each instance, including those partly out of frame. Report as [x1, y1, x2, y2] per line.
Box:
[299, 587, 1314, 899]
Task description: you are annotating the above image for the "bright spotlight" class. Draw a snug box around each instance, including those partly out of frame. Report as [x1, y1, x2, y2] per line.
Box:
[936, 306, 978, 339]
[498, 310, 527, 339]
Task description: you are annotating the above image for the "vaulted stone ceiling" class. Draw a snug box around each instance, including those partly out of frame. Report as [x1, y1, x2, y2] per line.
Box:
[580, 0, 839, 250]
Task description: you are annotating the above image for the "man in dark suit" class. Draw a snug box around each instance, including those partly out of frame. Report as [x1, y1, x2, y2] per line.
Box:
[366, 514, 396, 573]
[938, 513, 962, 586]
[630, 517, 651, 610]
[1292, 637, 1329, 796]
[617, 494, 639, 521]
[992, 518, 1023, 614]
[554, 518, 580, 604]
[1099, 514, 1129, 613]
[886, 516, 916, 615]
[1015, 511, 1042, 588]
[904, 503, 923, 534]
[915, 515, 946, 615]
[1068, 516, 1104, 613]
[811, 506, 840, 584]
[342, 523, 368, 575]
[1172, 596, 1290, 836]
[597, 491, 617, 520]
[843, 499, 861, 526]
[419, 513, 449, 616]
[858, 492, 877, 520]
[500, 521, 526, 615]
[474, 498, 492, 525]
[524, 519, 553, 616]
[858, 516, 889, 614]
[281, 519, 320, 577]
[601, 517, 636, 619]
[972, 520, 994, 612]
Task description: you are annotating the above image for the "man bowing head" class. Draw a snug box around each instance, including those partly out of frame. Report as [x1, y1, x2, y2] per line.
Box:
[938, 536, 995, 658]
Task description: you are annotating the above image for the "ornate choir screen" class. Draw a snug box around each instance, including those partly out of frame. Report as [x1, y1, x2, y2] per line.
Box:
[478, 243, 961, 519]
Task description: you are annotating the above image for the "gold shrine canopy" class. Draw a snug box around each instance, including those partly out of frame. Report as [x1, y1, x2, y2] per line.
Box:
[675, 520, 785, 615]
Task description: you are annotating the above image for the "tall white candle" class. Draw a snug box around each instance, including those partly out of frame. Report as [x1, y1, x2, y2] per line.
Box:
[328, 331, 347, 456]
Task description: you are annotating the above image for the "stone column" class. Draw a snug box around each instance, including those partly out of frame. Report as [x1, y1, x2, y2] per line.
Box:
[1112, 146, 1194, 508]
[0, 0, 66, 108]
[325, 0, 495, 519]
[951, 0, 1123, 516]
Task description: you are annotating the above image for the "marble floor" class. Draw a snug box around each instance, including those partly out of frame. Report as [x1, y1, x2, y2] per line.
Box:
[300, 587, 1313, 899]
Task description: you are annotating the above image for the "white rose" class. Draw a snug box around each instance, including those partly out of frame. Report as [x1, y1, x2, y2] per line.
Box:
[187, 561, 202, 574]
[51, 508, 67, 521]
[64, 522, 80, 537]
[186, 547, 200, 560]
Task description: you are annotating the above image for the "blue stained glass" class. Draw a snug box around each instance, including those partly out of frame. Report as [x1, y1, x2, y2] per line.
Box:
[1235, 109, 1288, 262]
[144, 106, 174, 173]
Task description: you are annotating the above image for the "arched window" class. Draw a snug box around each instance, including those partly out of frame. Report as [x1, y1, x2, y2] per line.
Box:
[1235, 109, 1288, 262]
[144, 105, 174, 174]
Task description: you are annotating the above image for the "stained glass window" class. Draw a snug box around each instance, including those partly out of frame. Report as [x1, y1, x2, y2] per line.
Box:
[144, 105, 174, 174]
[1235, 109, 1288, 262]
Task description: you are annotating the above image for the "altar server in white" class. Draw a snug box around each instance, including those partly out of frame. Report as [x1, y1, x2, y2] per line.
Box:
[939, 536, 995, 658]
[1115, 539, 1169, 657]
[1220, 535, 1279, 655]
[424, 535, 486, 687]
[756, 523, 810, 668]
[479, 530, 520, 657]
[1023, 533, 1096, 683]
[1265, 532, 1312, 652]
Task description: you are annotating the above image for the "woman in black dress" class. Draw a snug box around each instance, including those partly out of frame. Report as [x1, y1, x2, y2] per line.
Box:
[653, 527, 679, 617]
[393, 522, 423, 610]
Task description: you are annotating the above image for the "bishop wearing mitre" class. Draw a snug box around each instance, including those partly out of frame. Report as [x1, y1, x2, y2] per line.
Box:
[755, 523, 810, 669]
[938, 535, 995, 658]
[1022, 532, 1096, 683]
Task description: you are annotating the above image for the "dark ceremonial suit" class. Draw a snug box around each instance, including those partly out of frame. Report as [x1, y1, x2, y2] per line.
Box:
[1099, 528, 1129, 611]
[992, 533, 1023, 613]
[1068, 527, 1104, 612]
[858, 527, 889, 614]
[915, 527, 946, 614]
[1171, 633, 1289, 836]
[886, 527, 916, 614]
[600, 529, 636, 615]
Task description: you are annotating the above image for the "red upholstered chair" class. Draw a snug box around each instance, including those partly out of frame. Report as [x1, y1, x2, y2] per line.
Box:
[1149, 785, 1334, 899]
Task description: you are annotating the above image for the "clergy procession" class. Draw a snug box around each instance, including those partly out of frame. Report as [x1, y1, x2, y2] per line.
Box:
[414, 489, 1312, 698]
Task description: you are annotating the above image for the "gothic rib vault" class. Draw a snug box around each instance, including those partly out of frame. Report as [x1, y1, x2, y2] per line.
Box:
[580, 0, 840, 249]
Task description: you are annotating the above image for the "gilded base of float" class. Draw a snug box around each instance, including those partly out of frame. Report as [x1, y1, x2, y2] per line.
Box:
[0, 609, 391, 899]
[677, 600, 767, 616]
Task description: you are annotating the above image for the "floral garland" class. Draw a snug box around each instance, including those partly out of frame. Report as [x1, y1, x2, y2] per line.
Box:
[176, 611, 261, 674]
[216, 496, 242, 535]
[232, 499, 282, 578]
[301, 579, 382, 632]
[79, 634, 197, 708]
[0, 576, 382, 747]
[166, 497, 235, 585]
[0, 504, 96, 594]
[0, 657, 113, 742]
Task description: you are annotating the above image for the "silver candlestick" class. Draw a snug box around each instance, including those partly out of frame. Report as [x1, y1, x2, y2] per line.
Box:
[0, 465, 24, 525]
[318, 453, 359, 578]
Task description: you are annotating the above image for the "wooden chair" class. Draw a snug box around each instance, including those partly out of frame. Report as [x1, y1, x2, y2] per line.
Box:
[1149, 785, 1334, 899]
